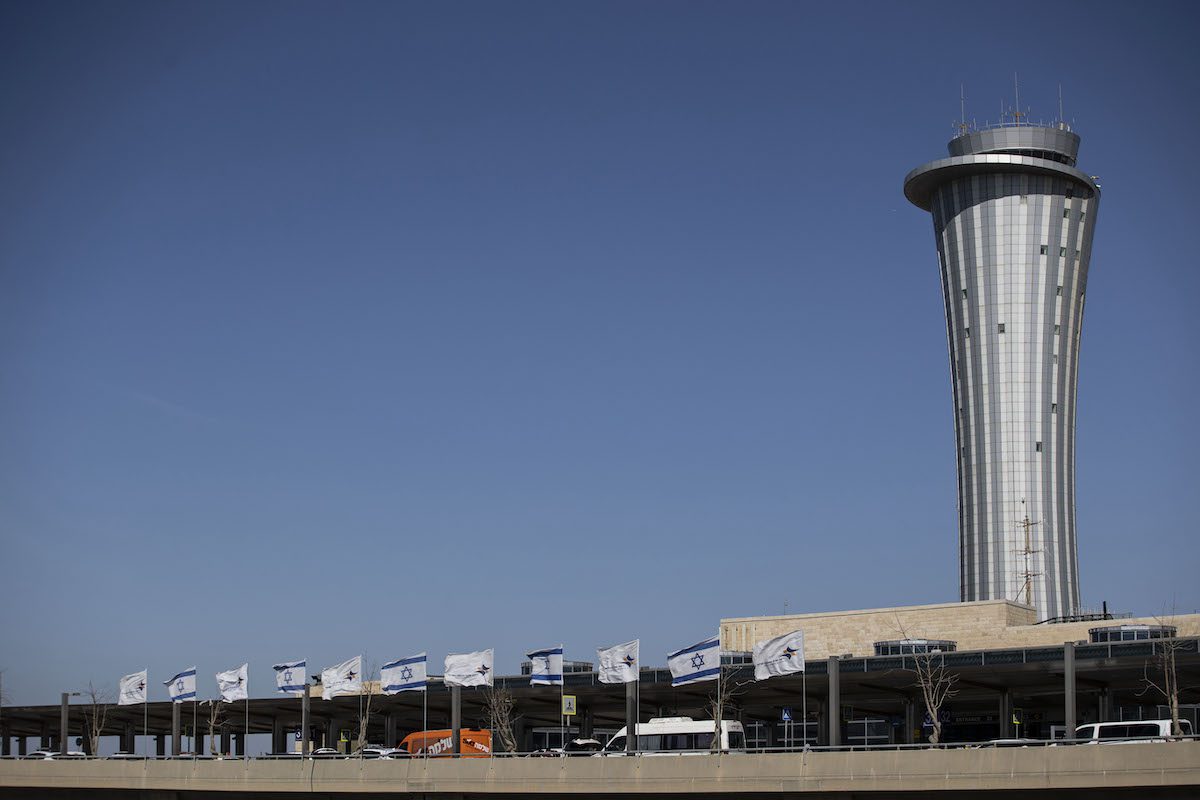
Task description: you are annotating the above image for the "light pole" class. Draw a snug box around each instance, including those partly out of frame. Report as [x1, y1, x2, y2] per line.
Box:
[60, 692, 81, 755]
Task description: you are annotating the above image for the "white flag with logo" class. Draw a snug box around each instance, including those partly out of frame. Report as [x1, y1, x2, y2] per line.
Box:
[667, 635, 720, 687]
[216, 663, 249, 702]
[753, 630, 805, 680]
[381, 653, 427, 694]
[164, 667, 197, 702]
[526, 646, 563, 686]
[273, 660, 306, 695]
[321, 655, 363, 700]
[443, 649, 494, 687]
[118, 670, 148, 705]
[596, 640, 639, 684]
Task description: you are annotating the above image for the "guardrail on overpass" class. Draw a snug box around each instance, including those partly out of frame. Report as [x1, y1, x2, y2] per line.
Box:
[2, 743, 1199, 797]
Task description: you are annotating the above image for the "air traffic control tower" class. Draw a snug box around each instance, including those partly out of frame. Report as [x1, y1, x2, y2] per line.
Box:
[904, 121, 1099, 622]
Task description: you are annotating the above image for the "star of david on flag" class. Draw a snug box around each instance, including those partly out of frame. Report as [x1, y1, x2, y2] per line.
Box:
[526, 646, 563, 686]
[381, 652, 427, 694]
[667, 635, 720, 687]
[164, 667, 197, 702]
[273, 660, 306, 695]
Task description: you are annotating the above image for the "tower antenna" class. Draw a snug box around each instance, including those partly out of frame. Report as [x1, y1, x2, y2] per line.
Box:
[958, 83, 968, 135]
[1058, 83, 1064, 122]
[1013, 72, 1023, 125]
[1012, 499, 1042, 609]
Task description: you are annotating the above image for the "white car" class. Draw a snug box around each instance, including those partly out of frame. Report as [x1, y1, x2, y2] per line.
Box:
[1074, 720, 1193, 743]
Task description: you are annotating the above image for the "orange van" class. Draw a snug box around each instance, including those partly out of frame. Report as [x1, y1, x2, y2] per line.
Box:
[397, 729, 492, 757]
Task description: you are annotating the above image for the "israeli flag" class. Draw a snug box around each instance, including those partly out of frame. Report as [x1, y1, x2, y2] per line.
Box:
[443, 649, 494, 688]
[596, 640, 639, 684]
[526, 646, 563, 686]
[752, 630, 805, 680]
[381, 652, 427, 694]
[667, 636, 720, 687]
[164, 667, 197, 702]
[321, 655, 362, 700]
[118, 669, 148, 705]
[216, 663, 249, 702]
[273, 660, 306, 695]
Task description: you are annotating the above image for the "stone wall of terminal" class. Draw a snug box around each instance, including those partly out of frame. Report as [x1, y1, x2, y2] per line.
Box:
[720, 600, 1200, 659]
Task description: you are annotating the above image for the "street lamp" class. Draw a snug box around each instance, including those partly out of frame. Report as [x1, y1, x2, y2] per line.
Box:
[60, 692, 81, 756]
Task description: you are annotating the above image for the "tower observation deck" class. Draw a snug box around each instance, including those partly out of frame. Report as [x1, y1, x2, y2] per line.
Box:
[904, 122, 1100, 621]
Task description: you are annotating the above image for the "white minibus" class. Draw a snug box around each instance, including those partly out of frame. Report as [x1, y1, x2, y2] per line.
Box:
[1074, 719, 1192, 743]
[600, 717, 746, 755]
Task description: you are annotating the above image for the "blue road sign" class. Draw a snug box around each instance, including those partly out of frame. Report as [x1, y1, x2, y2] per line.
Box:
[782, 707, 793, 722]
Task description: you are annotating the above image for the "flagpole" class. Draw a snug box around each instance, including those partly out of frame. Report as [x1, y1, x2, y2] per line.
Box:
[801, 670, 808, 750]
[192, 698, 197, 759]
[245, 669, 250, 761]
[143, 670, 149, 759]
[559, 645, 565, 751]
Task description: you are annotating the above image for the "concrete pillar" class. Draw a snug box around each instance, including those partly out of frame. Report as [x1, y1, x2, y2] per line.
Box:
[40, 721, 51, 750]
[903, 697, 916, 745]
[1, 727, 10, 756]
[625, 681, 637, 753]
[301, 689, 310, 755]
[999, 690, 1013, 739]
[234, 732, 244, 757]
[156, 734, 166, 757]
[220, 729, 231, 756]
[1064, 641, 1077, 739]
[122, 723, 135, 754]
[451, 686, 462, 755]
[1099, 688, 1112, 722]
[18, 737, 28, 756]
[172, 702, 181, 756]
[325, 718, 336, 750]
[60, 693, 71, 756]
[582, 705, 594, 739]
[385, 713, 397, 749]
[271, 717, 283, 754]
[827, 657, 841, 747]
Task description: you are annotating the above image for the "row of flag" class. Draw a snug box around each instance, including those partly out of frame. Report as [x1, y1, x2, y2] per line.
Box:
[115, 630, 806, 705]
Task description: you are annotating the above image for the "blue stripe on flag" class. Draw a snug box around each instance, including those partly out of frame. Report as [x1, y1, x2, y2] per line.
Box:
[530, 675, 563, 684]
[526, 647, 563, 658]
[667, 637, 719, 659]
[273, 662, 305, 672]
[383, 680, 427, 692]
[671, 667, 721, 686]
[170, 692, 197, 701]
[278, 685, 306, 692]
[381, 655, 427, 670]
[165, 669, 196, 683]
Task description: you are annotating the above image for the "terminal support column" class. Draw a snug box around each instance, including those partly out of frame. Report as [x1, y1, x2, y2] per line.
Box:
[999, 690, 1013, 739]
[827, 657, 840, 747]
[625, 681, 637, 753]
[1064, 641, 1077, 738]
[59, 693, 70, 755]
[172, 702, 181, 755]
[451, 686, 461, 755]
[301, 685, 310, 756]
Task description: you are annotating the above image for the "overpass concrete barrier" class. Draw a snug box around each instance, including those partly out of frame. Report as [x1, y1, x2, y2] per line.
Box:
[2, 743, 1199, 796]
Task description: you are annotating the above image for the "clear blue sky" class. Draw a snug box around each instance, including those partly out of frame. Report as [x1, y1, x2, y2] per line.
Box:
[2, 0, 1197, 706]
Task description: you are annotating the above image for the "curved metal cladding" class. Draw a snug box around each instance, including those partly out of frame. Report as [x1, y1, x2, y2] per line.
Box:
[904, 125, 1100, 621]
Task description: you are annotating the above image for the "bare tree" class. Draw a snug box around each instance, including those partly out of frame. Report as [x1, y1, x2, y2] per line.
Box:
[81, 682, 112, 756]
[354, 661, 380, 754]
[706, 664, 753, 753]
[483, 687, 518, 753]
[202, 700, 228, 756]
[893, 619, 959, 745]
[1138, 610, 1186, 737]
